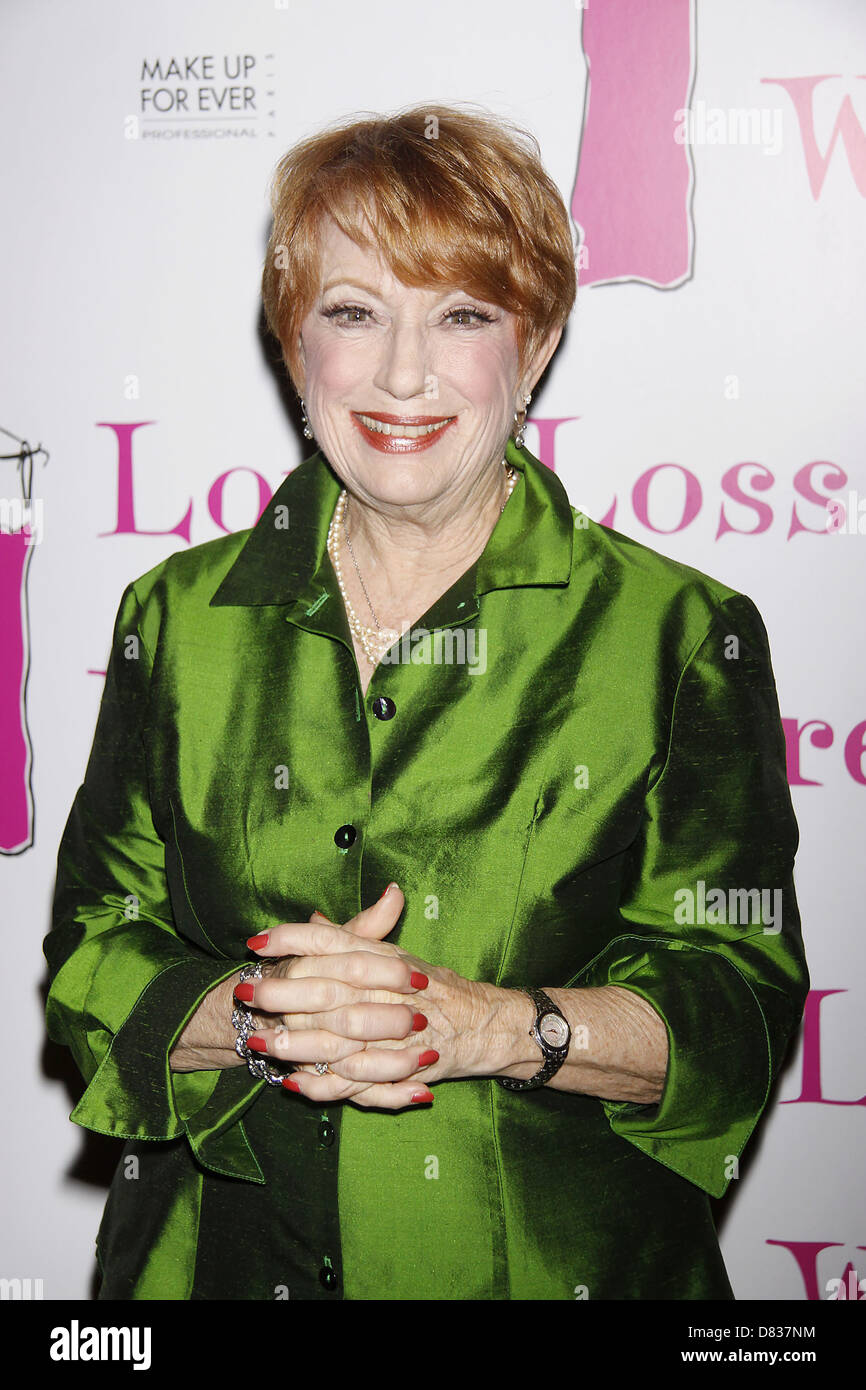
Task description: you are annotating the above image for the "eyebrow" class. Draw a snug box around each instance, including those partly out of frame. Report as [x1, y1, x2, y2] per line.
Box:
[319, 279, 487, 306]
[320, 279, 386, 298]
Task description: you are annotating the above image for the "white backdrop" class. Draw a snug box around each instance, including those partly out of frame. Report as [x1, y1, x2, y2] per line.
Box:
[2, 0, 864, 1301]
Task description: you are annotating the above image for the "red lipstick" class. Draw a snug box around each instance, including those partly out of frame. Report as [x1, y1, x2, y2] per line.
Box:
[351, 410, 456, 454]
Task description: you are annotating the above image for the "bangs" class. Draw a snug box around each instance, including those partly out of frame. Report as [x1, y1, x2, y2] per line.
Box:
[320, 181, 525, 314]
[262, 104, 576, 392]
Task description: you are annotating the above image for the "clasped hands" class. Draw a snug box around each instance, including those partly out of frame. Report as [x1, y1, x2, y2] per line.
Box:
[239, 883, 511, 1110]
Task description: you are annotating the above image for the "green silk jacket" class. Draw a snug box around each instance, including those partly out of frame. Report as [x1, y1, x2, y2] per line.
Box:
[44, 440, 809, 1300]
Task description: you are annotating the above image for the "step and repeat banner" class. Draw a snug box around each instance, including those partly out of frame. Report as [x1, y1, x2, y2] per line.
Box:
[2, 0, 863, 1301]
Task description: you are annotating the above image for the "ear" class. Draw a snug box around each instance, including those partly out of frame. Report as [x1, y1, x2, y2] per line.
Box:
[522, 324, 563, 399]
[293, 334, 306, 396]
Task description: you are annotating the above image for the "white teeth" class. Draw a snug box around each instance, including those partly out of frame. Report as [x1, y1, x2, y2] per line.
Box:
[357, 413, 452, 439]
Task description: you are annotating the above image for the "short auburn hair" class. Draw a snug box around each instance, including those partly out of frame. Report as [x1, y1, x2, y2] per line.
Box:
[261, 102, 577, 394]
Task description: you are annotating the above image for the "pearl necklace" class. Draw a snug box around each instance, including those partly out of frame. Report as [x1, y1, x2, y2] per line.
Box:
[326, 463, 518, 666]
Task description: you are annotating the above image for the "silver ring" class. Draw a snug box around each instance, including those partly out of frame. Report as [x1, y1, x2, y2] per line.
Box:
[314, 1061, 330, 1075]
[232, 960, 295, 1087]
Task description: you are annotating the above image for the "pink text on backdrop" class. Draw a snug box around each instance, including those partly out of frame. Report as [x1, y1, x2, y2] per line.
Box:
[782, 990, 865, 1107]
[783, 720, 866, 787]
[766, 1245, 866, 1302]
[97, 420, 853, 543]
[762, 75, 866, 199]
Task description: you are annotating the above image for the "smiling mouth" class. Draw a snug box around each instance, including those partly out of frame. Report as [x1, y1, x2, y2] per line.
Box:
[353, 412, 456, 439]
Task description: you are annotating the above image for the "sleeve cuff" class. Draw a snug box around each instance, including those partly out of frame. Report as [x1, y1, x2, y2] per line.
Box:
[566, 934, 772, 1198]
[67, 957, 266, 1183]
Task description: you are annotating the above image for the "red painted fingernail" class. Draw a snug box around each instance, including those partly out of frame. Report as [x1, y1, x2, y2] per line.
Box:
[234, 983, 255, 1002]
[246, 934, 269, 949]
[410, 1089, 434, 1104]
[412, 1013, 428, 1032]
[378, 883, 395, 900]
[282, 1077, 301, 1092]
[246, 1037, 267, 1052]
[419, 1050, 439, 1067]
[410, 972, 428, 989]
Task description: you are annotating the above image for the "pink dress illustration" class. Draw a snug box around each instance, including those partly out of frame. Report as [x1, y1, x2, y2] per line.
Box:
[0, 431, 45, 854]
[572, 0, 695, 288]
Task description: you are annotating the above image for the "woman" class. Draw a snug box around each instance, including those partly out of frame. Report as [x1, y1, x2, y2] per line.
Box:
[45, 104, 808, 1300]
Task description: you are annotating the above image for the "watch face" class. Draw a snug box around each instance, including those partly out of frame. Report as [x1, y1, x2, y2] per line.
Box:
[539, 1012, 569, 1049]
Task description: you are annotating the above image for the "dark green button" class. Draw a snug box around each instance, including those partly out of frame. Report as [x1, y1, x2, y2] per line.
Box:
[318, 1120, 335, 1147]
[334, 824, 356, 849]
[319, 1265, 338, 1291]
[372, 696, 396, 720]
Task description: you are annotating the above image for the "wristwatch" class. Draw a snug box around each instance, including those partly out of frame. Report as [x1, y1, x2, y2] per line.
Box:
[497, 987, 571, 1091]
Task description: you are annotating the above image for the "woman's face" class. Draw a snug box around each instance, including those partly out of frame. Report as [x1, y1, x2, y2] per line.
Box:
[296, 217, 532, 513]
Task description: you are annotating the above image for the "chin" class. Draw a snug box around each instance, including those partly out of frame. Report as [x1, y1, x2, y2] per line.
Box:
[346, 455, 451, 505]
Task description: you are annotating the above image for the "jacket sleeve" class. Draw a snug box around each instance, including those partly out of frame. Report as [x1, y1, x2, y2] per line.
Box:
[565, 592, 809, 1199]
[44, 580, 266, 1183]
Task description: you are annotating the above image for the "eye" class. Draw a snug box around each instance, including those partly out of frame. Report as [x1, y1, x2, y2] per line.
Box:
[444, 305, 496, 327]
[322, 302, 374, 325]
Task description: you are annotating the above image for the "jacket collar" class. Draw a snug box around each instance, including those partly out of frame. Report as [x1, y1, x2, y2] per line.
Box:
[209, 437, 574, 633]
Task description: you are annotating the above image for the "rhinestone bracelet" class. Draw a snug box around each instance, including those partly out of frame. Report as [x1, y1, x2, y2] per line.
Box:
[231, 959, 295, 1087]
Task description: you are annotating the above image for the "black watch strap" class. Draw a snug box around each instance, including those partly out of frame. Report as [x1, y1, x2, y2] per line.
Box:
[497, 987, 571, 1092]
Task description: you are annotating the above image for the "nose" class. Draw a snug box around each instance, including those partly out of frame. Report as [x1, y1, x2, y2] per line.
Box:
[372, 320, 431, 403]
